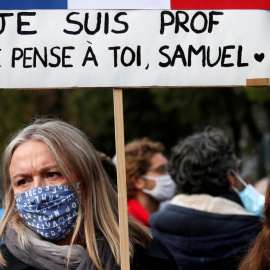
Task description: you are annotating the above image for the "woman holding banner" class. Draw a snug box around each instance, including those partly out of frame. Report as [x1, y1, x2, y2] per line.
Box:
[0, 118, 177, 270]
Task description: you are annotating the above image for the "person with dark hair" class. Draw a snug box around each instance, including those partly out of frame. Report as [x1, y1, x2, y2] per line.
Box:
[150, 127, 263, 270]
[125, 138, 176, 227]
[97, 151, 117, 190]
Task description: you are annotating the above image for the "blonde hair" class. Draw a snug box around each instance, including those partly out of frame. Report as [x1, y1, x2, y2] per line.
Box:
[0, 118, 152, 269]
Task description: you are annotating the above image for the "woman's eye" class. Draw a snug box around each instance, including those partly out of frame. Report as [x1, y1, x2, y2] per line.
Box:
[47, 172, 61, 178]
[18, 179, 27, 186]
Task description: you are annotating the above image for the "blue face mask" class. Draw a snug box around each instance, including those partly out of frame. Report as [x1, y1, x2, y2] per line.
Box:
[231, 171, 265, 216]
[15, 183, 81, 240]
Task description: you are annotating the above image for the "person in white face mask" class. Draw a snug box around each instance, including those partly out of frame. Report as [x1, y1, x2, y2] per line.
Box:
[149, 127, 262, 270]
[125, 138, 176, 227]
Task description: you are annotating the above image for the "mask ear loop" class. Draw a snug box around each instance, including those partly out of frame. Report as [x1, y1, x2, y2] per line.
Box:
[231, 170, 247, 187]
[231, 170, 247, 193]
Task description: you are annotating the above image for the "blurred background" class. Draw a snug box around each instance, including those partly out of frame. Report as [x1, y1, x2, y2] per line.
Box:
[0, 86, 269, 189]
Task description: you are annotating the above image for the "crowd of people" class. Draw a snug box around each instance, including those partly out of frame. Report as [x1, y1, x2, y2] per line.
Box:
[0, 118, 268, 270]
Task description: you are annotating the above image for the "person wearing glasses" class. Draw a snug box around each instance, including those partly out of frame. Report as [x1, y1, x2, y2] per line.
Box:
[124, 138, 176, 227]
[150, 127, 263, 270]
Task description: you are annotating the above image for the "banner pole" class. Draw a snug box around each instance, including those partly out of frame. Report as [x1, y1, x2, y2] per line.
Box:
[113, 88, 130, 270]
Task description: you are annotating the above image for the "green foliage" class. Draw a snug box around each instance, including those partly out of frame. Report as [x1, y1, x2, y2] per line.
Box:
[64, 88, 115, 155]
[244, 87, 270, 104]
[122, 87, 243, 156]
[0, 90, 34, 153]
[0, 86, 268, 161]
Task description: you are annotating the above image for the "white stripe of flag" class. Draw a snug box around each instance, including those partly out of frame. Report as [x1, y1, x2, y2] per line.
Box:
[67, 0, 171, 9]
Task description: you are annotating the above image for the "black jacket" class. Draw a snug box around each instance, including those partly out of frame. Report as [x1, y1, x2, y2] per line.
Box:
[150, 203, 262, 270]
[0, 238, 177, 270]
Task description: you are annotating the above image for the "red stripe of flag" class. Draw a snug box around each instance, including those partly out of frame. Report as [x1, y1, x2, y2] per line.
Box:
[171, 0, 270, 9]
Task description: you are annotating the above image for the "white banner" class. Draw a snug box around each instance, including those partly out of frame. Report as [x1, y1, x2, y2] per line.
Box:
[0, 10, 269, 88]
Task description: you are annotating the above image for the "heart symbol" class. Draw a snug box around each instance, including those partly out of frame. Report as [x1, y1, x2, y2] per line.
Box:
[254, 53, 264, 62]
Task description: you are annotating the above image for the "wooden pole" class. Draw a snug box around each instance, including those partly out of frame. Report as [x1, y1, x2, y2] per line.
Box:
[246, 78, 270, 86]
[113, 88, 130, 270]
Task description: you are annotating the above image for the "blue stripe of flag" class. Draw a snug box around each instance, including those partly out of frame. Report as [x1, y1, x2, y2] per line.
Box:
[0, 0, 67, 10]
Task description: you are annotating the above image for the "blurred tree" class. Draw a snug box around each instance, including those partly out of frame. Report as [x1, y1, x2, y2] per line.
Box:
[0, 90, 33, 154]
[0, 89, 67, 153]
[123, 87, 262, 158]
[64, 88, 115, 156]
[243, 87, 270, 178]
[0, 86, 269, 162]
[245, 87, 270, 131]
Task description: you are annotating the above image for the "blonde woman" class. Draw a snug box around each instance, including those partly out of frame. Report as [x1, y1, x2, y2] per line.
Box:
[0, 118, 177, 270]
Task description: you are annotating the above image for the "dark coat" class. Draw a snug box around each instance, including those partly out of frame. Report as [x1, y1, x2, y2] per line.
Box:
[0, 238, 177, 270]
[150, 204, 262, 270]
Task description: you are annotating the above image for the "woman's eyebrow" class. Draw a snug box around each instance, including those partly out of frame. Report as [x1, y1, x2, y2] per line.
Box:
[40, 165, 59, 173]
[11, 165, 59, 180]
[11, 173, 28, 182]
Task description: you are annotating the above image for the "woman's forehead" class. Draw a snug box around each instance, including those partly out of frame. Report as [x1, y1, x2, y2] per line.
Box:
[9, 140, 57, 175]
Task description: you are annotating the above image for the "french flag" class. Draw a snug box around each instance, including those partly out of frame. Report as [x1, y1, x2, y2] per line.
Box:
[0, 0, 269, 10]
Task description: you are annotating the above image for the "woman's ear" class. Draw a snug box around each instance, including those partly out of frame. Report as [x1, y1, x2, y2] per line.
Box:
[131, 175, 146, 190]
[227, 172, 235, 186]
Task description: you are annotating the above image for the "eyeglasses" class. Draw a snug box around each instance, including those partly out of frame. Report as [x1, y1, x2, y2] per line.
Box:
[147, 164, 168, 175]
